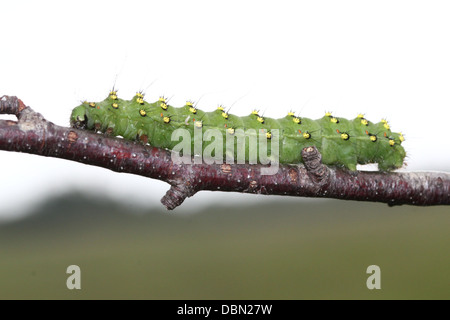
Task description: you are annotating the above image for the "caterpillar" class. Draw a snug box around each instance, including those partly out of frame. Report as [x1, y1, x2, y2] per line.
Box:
[70, 90, 406, 171]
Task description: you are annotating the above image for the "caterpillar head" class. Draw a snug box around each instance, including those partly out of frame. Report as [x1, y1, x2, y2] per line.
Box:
[70, 104, 88, 129]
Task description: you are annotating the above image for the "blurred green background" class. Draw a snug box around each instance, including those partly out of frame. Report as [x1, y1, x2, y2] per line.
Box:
[0, 192, 448, 300]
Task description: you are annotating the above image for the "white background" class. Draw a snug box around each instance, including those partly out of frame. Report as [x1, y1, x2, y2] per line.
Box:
[1, 0, 449, 219]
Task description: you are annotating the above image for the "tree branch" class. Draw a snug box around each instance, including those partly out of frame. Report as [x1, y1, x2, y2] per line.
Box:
[1, 95, 449, 209]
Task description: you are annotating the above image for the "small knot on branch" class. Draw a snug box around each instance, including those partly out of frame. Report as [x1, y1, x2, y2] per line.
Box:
[161, 184, 196, 210]
[0, 96, 27, 116]
[302, 146, 330, 184]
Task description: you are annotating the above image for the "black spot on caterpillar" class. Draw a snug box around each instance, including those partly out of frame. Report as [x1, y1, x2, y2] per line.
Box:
[70, 91, 406, 171]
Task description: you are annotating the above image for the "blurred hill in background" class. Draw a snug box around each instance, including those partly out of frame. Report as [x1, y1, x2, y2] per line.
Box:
[0, 192, 448, 299]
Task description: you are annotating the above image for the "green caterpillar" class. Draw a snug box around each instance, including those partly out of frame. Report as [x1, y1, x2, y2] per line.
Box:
[70, 90, 406, 171]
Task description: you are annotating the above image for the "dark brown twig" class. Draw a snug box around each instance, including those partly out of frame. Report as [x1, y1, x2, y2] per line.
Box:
[1, 95, 449, 209]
